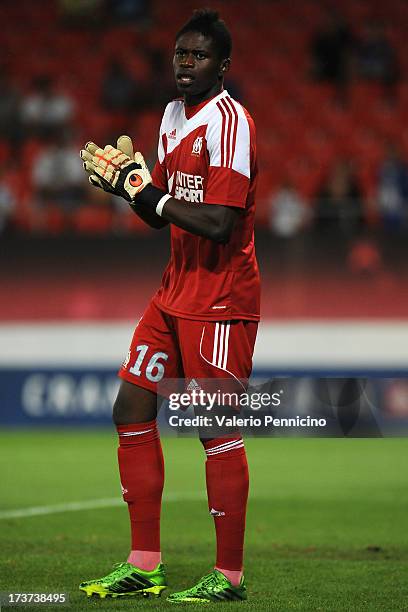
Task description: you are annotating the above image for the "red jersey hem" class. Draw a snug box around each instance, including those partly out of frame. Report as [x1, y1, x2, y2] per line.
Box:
[153, 297, 260, 322]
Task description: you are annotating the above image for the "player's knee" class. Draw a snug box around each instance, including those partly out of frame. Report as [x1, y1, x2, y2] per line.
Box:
[112, 393, 126, 425]
[112, 392, 142, 425]
[112, 381, 158, 425]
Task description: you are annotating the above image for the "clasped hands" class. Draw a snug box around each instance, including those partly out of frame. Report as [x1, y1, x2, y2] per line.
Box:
[80, 135, 152, 203]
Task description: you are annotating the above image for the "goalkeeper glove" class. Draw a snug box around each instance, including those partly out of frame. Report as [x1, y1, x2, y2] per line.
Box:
[80, 136, 152, 202]
[81, 140, 115, 193]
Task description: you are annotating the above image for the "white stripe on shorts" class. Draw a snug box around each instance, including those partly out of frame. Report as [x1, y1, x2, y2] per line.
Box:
[211, 322, 231, 369]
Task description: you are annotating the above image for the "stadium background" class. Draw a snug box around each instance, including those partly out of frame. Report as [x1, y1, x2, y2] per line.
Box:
[1, 2, 408, 610]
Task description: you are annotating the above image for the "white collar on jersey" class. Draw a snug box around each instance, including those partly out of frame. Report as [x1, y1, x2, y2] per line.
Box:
[182, 89, 229, 122]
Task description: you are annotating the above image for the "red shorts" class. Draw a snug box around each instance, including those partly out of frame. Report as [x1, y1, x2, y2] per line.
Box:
[119, 300, 258, 395]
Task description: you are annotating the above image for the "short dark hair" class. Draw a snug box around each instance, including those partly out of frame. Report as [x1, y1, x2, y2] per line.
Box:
[175, 9, 232, 60]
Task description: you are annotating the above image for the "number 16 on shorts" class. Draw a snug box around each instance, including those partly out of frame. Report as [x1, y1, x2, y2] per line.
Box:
[129, 345, 169, 383]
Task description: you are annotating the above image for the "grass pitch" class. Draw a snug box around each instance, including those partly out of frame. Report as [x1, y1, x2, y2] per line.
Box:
[1, 431, 407, 611]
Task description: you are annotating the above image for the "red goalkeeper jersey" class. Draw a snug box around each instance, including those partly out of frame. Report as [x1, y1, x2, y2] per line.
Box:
[151, 90, 260, 322]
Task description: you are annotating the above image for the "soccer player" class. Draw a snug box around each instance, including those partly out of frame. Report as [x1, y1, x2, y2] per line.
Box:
[79, 8, 260, 604]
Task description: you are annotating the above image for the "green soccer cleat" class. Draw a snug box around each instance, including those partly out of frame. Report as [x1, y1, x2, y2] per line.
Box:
[167, 569, 247, 604]
[79, 561, 167, 599]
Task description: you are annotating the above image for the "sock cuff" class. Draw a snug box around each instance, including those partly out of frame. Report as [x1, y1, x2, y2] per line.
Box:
[204, 436, 244, 458]
[117, 420, 159, 444]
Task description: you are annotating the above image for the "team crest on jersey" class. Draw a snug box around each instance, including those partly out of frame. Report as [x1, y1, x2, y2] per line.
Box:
[191, 136, 203, 156]
[168, 128, 177, 139]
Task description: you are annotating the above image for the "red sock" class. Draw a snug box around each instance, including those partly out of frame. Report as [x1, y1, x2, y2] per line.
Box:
[117, 420, 164, 557]
[204, 436, 249, 574]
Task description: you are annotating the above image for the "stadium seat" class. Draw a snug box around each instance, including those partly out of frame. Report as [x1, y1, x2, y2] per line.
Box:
[72, 205, 114, 234]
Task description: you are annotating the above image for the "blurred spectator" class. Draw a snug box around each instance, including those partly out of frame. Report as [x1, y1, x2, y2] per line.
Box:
[0, 70, 22, 146]
[21, 76, 74, 140]
[310, 10, 354, 92]
[314, 160, 365, 237]
[0, 168, 16, 234]
[58, 0, 103, 25]
[32, 132, 85, 212]
[356, 21, 399, 92]
[101, 60, 138, 112]
[106, 0, 151, 24]
[377, 143, 408, 230]
[268, 180, 310, 238]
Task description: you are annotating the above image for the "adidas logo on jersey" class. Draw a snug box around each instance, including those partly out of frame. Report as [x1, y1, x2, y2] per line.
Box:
[168, 128, 177, 139]
[191, 136, 203, 156]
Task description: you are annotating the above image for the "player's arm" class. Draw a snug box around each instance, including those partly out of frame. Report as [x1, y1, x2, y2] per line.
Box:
[137, 186, 240, 243]
[137, 151, 170, 230]
[130, 198, 169, 230]
[83, 141, 240, 243]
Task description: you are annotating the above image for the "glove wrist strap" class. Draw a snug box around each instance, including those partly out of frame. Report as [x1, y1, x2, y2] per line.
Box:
[156, 193, 172, 217]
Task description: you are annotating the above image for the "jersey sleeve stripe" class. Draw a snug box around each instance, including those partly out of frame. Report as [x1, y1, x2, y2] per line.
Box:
[224, 98, 237, 168]
[218, 97, 239, 169]
[216, 101, 227, 167]
[219, 98, 234, 168]
[224, 97, 239, 170]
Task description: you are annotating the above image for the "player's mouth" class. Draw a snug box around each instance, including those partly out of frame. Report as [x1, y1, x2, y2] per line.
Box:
[176, 73, 195, 85]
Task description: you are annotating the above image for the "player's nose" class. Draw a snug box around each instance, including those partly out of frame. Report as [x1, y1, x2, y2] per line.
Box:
[180, 52, 195, 68]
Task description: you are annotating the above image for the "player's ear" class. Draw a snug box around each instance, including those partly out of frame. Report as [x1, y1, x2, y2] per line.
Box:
[219, 58, 231, 77]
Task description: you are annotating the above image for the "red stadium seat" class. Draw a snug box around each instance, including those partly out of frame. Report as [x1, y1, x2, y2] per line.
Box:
[72, 205, 114, 234]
